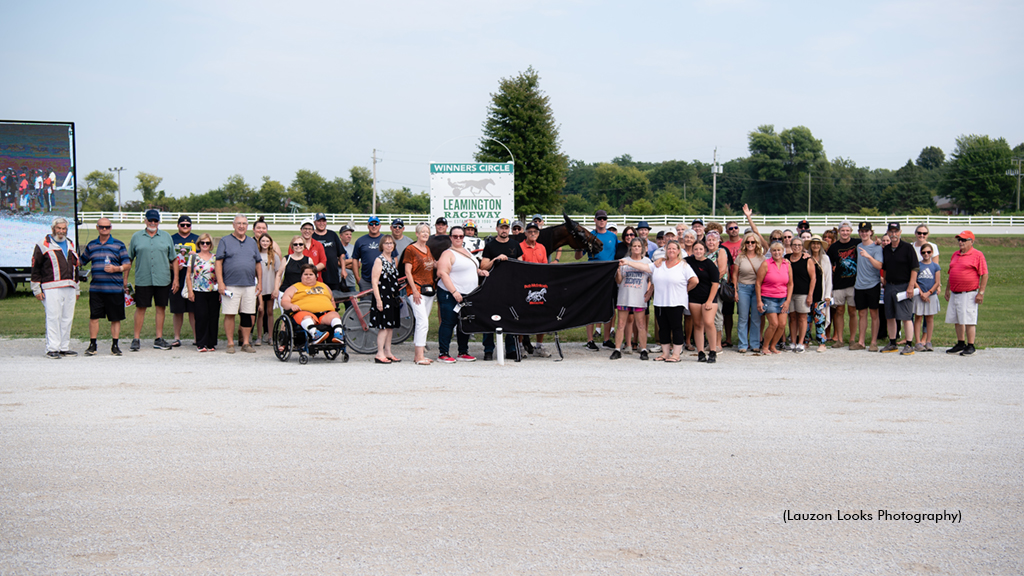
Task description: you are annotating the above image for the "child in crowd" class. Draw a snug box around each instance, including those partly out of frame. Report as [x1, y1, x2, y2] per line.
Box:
[913, 245, 942, 351]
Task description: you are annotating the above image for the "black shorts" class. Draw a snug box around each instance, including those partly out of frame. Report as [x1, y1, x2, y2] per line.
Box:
[854, 285, 881, 311]
[135, 284, 171, 308]
[721, 299, 735, 315]
[90, 291, 126, 322]
[169, 287, 195, 314]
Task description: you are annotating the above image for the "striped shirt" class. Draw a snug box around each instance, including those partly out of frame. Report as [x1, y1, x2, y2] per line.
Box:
[81, 237, 130, 293]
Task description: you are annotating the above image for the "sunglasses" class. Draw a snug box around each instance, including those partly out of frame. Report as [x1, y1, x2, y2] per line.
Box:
[451, 234, 465, 239]
[921, 251, 932, 255]
[179, 223, 192, 227]
[745, 240, 757, 245]
[199, 241, 211, 246]
[596, 217, 608, 221]
[624, 233, 635, 237]
[727, 226, 739, 231]
[783, 235, 793, 240]
[916, 231, 928, 236]
[97, 225, 111, 230]
[393, 225, 404, 229]
[957, 238, 970, 242]
[146, 219, 159, 223]
[292, 242, 304, 247]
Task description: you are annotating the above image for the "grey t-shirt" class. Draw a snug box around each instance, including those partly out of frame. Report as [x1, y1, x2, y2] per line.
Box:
[215, 234, 262, 287]
[617, 257, 652, 308]
[855, 242, 883, 290]
[341, 242, 358, 291]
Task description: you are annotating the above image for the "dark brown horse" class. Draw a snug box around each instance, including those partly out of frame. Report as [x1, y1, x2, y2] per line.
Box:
[426, 214, 603, 260]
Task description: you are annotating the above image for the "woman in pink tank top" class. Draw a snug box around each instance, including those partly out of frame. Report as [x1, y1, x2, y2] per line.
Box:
[756, 241, 793, 355]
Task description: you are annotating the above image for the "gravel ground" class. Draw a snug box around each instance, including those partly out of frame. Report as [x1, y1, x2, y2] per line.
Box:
[1, 338, 1021, 575]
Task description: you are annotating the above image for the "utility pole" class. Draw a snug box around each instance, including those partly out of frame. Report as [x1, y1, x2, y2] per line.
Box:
[371, 149, 380, 215]
[711, 148, 722, 217]
[108, 166, 125, 212]
[1008, 157, 1023, 212]
[808, 171, 812, 214]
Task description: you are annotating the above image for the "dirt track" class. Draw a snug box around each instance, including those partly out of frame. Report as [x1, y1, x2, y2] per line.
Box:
[1, 339, 1021, 575]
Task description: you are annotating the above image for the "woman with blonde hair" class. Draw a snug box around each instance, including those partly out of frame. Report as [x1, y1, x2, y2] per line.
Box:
[187, 233, 219, 352]
[255, 233, 282, 345]
[733, 232, 766, 353]
[277, 235, 314, 291]
[756, 241, 793, 355]
[403, 223, 437, 365]
[371, 234, 403, 363]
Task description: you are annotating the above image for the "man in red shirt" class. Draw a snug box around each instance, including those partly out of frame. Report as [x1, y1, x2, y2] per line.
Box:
[518, 222, 551, 357]
[292, 218, 327, 281]
[943, 230, 988, 356]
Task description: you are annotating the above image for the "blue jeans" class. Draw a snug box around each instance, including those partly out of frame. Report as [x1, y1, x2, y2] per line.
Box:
[437, 289, 468, 357]
[737, 282, 762, 350]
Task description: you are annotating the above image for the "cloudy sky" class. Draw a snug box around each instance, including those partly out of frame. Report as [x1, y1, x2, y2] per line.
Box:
[5, 0, 1021, 203]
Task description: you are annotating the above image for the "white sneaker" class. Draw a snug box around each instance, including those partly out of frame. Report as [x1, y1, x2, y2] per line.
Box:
[534, 344, 551, 358]
[649, 344, 662, 353]
[795, 344, 805, 353]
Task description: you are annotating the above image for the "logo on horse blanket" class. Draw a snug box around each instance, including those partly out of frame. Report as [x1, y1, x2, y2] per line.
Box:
[458, 260, 618, 335]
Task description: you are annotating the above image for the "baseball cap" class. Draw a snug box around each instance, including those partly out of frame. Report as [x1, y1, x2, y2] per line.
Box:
[339, 224, 354, 234]
[496, 218, 511, 227]
[435, 216, 447, 225]
[315, 212, 327, 221]
[144, 209, 161, 222]
[691, 218, 704, 226]
[797, 219, 810, 229]
[956, 230, 975, 241]
[525, 222, 540, 231]
[300, 218, 315, 228]
[636, 220, 650, 230]
[392, 218, 405, 227]
[655, 231, 665, 240]
[367, 216, 381, 225]
[608, 224, 618, 232]
[887, 222, 901, 231]
[595, 209, 608, 219]
[463, 219, 477, 229]
[511, 220, 524, 230]
[858, 221, 872, 232]
[531, 214, 544, 222]
[177, 215, 192, 225]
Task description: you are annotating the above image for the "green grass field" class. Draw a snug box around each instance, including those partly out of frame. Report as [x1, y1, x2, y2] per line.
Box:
[2, 229, 1020, 349]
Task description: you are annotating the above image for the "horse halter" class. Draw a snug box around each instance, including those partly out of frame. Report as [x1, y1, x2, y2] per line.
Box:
[568, 220, 598, 256]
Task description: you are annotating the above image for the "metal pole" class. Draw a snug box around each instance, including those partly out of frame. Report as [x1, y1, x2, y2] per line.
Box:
[808, 171, 811, 214]
[371, 149, 378, 215]
[108, 167, 125, 213]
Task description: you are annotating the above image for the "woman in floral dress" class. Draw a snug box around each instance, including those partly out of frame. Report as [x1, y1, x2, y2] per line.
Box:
[371, 235, 402, 363]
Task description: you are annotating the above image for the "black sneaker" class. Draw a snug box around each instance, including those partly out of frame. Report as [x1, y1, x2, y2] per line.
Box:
[609, 349, 622, 360]
[946, 342, 966, 354]
[584, 341, 599, 351]
[960, 343, 976, 356]
[153, 338, 172, 350]
[111, 343, 123, 356]
[84, 342, 98, 356]
[602, 339, 615, 349]
[698, 351, 707, 363]
[483, 351, 494, 361]
[639, 349, 649, 361]
[130, 338, 141, 352]
[708, 351, 717, 364]
[46, 351, 61, 359]
[59, 350, 77, 357]
[522, 340, 535, 355]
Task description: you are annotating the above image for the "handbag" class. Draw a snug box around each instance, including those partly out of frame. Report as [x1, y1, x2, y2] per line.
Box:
[720, 279, 735, 303]
[419, 284, 436, 297]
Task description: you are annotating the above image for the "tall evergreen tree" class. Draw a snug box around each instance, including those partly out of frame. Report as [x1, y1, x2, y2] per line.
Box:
[476, 66, 568, 218]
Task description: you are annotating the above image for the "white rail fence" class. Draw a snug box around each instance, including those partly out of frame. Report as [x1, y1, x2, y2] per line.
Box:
[80, 212, 1024, 228]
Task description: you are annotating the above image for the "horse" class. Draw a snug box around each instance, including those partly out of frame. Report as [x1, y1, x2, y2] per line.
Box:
[425, 214, 604, 261]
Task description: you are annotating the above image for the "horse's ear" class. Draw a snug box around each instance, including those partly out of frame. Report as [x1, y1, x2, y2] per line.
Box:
[563, 213, 572, 224]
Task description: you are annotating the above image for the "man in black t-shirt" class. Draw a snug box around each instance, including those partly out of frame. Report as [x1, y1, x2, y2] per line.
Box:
[825, 220, 860, 347]
[480, 218, 521, 361]
[860, 222, 919, 355]
[311, 212, 346, 293]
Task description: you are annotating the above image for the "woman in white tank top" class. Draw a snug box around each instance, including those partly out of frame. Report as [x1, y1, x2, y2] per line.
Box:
[436, 226, 490, 362]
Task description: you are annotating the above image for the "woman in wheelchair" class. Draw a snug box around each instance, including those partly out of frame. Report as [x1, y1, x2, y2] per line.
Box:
[280, 264, 344, 345]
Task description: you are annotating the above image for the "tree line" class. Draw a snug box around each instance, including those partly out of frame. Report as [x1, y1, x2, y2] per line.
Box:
[78, 66, 1023, 217]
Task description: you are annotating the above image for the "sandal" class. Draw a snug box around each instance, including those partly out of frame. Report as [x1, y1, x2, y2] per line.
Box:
[374, 357, 392, 364]
[653, 356, 667, 362]
[414, 359, 432, 366]
[388, 357, 402, 363]
[665, 356, 681, 363]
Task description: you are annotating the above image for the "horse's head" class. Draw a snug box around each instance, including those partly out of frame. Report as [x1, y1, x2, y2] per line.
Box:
[563, 213, 603, 257]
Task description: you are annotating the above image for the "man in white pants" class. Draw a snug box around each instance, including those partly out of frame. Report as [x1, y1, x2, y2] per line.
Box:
[31, 217, 80, 358]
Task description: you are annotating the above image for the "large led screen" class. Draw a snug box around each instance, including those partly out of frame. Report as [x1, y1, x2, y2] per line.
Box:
[0, 121, 77, 268]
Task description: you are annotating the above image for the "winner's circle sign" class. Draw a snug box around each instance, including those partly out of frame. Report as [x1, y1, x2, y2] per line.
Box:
[430, 162, 514, 230]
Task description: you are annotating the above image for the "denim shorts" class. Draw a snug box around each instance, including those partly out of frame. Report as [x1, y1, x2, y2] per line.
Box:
[762, 296, 785, 314]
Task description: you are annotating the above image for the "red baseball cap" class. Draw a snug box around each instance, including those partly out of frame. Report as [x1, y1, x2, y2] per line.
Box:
[956, 230, 975, 241]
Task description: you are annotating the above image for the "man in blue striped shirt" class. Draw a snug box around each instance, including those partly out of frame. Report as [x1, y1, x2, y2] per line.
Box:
[80, 218, 131, 356]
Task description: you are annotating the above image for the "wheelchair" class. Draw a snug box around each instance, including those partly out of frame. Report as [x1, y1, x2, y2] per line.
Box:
[272, 312, 349, 365]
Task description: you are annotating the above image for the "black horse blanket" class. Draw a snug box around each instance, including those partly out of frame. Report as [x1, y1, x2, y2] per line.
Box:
[458, 260, 619, 335]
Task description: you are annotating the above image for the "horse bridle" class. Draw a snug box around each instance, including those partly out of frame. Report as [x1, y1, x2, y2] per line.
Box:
[567, 220, 599, 256]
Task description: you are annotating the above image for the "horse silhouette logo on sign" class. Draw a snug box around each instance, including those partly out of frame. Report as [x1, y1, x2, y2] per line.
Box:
[448, 178, 496, 197]
[525, 287, 547, 304]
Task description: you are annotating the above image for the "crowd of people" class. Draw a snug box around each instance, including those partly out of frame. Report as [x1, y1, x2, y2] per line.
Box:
[30, 208, 990, 363]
